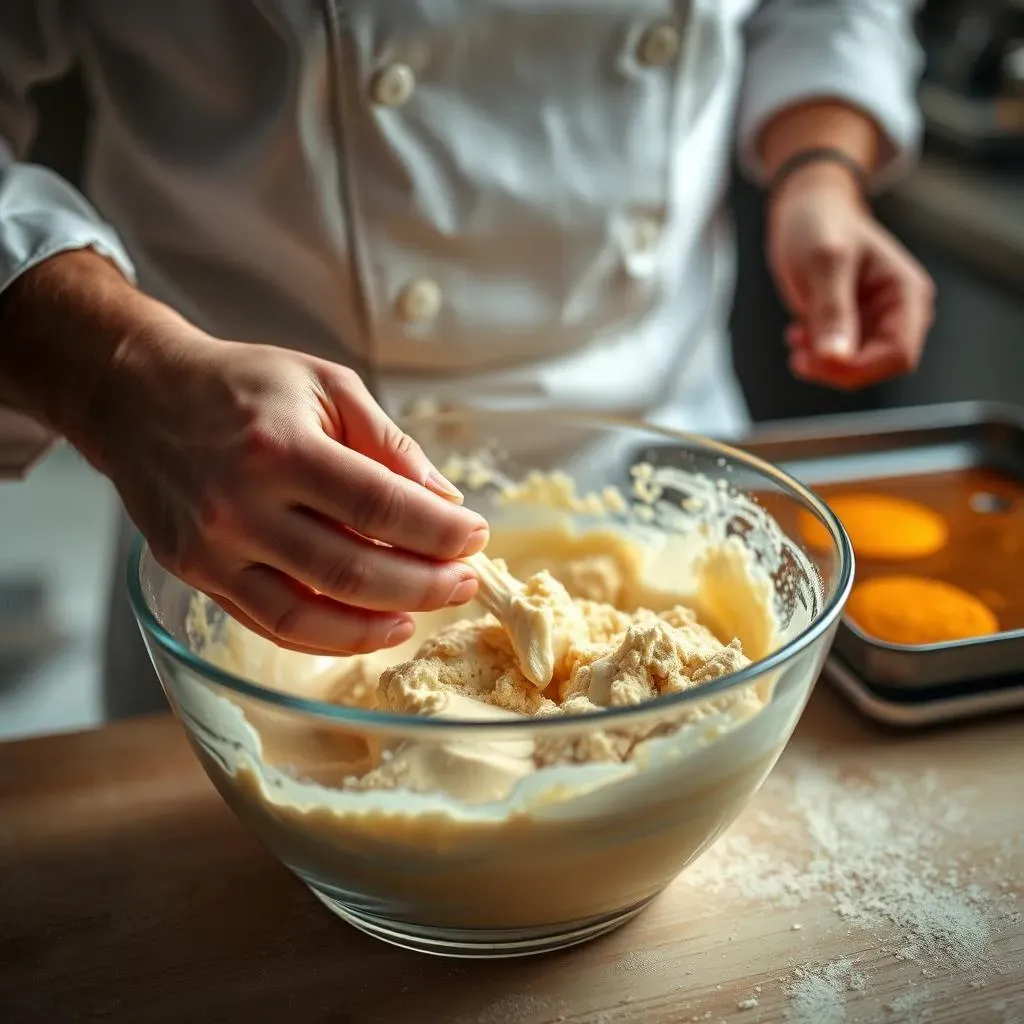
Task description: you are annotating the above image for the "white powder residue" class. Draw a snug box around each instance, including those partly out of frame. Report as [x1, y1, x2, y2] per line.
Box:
[681, 752, 1018, 972]
[886, 985, 933, 1023]
[475, 993, 560, 1024]
[611, 950, 662, 977]
[785, 959, 864, 1024]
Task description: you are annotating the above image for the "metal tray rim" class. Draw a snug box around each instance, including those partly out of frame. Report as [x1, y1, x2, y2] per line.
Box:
[824, 656, 1024, 728]
[741, 401, 1024, 690]
[746, 399, 1024, 444]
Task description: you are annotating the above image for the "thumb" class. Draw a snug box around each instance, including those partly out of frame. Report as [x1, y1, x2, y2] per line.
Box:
[804, 248, 859, 361]
[326, 368, 465, 504]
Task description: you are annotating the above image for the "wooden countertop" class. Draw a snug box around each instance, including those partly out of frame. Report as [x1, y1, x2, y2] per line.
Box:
[1, 686, 1021, 1024]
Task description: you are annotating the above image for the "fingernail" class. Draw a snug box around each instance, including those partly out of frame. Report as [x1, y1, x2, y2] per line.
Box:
[459, 524, 490, 558]
[425, 468, 464, 504]
[385, 619, 415, 647]
[446, 578, 479, 607]
[818, 332, 855, 360]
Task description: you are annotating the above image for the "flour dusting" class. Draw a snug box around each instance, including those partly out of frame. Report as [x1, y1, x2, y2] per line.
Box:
[682, 751, 1019, 971]
[476, 994, 560, 1024]
[885, 985, 933, 1023]
[785, 959, 865, 1023]
[679, 748, 1020, 1022]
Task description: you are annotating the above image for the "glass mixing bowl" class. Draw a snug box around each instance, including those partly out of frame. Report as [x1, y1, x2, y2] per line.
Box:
[128, 412, 852, 959]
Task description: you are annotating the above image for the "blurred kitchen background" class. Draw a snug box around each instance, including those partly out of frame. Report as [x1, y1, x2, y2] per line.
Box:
[2, 0, 1022, 740]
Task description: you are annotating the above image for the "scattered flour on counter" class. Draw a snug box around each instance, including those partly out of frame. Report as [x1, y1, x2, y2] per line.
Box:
[475, 993, 561, 1024]
[885, 985, 933, 1023]
[785, 959, 867, 1024]
[680, 751, 1019, 972]
[611, 949, 662, 977]
[786, 973, 843, 1023]
[678, 750, 1022, 1024]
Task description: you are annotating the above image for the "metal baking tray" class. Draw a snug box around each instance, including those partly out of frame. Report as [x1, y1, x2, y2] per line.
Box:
[739, 401, 1024, 692]
[823, 654, 1024, 728]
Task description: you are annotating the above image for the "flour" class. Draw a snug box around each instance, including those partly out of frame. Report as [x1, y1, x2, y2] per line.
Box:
[679, 749, 1020, 1022]
[885, 985, 933, 1023]
[475, 993, 560, 1024]
[682, 751, 1018, 972]
[611, 950, 662, 977]
[791, 763, 1001, 969]
[785, 959, 863, 1024]
[784, 959, 870, 1023]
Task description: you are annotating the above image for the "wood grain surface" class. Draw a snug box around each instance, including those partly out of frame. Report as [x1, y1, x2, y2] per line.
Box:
[1, 686, 1021, 1024]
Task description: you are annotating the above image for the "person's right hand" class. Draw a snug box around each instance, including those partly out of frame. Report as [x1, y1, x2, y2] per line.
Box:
[0, 248, 489, 654]
[91, 323, 489, 656]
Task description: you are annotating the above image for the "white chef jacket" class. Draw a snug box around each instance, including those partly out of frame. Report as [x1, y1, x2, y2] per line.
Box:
[0, 1, 923, 440]
[1, 1, 924, 721]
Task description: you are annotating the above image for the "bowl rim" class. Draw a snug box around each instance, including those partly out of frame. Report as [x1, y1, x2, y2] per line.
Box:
[126, 412, 854, 733]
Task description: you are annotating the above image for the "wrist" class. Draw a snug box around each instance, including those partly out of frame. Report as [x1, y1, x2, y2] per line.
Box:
[768, 156, 867, 217]
[759, 100, 881, 178]
[0, 249, 181, 455]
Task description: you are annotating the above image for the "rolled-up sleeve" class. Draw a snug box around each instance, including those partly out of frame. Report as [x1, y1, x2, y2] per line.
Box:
[0, 2, 134, 296]
[737, 0, 925, 189]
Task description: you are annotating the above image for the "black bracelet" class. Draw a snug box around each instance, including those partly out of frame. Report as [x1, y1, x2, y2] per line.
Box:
[766, 147, 869, 198]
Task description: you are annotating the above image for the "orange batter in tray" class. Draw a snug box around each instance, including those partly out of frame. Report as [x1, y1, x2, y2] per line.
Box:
[800, 494, 949, 561]
[798, 468, 1024, 646]
[845, 576, 998, 646]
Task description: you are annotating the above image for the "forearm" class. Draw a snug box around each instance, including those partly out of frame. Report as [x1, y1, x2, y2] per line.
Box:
[0, 249, 179, 454]
[737, 0, 923, 187]
[758, 101, 882, 183]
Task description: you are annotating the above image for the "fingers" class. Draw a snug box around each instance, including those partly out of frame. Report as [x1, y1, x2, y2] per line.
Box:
[867, 244, 935, 372]
[250, 508, 480, 613]
[789, 330, 928, 390]
[787, 240, 934, 391]
[786, 323, 872, 389]
[216, 564, 417, 655]
[292, 436, 490, 561]
[323, 366, 464, 503]
[788, 338, 910, 391]
[207, 593, 339, 656]
[801, 243, 859, 362]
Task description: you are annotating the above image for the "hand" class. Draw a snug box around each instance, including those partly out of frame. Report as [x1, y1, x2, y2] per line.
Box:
[91, 327, 488, 655]
[767, 162, 935, 391]
[0, 251, 488, 655]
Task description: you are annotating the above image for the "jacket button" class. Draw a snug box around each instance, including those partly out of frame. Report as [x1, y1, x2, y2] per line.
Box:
[637, 22, 681, 67]
[371, 63, 416, 107]
[631, 216, 663, 253]
[396, 279, 442, 324]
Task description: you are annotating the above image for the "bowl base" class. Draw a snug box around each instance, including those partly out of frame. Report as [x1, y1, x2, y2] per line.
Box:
[307, 885, 657, 959]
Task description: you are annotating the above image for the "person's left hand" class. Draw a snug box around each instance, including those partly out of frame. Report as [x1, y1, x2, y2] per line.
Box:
[767, 162, 935, 391]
